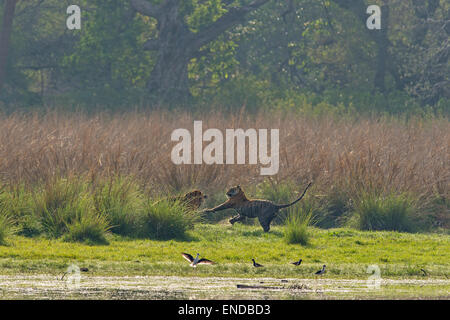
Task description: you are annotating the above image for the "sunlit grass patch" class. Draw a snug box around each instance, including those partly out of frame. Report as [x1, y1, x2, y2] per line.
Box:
[63, 211, 111, 245]
[0, 224, 448, 279]
[93, 176, 144, 236]
[139, 199, 200, 240]
[284, 208, 314, 245]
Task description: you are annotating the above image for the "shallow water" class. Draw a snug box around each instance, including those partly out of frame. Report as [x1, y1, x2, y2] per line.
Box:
[0, 275, 449, 300]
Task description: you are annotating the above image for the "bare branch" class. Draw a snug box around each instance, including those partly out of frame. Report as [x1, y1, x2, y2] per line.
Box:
[129, 0, 161, 18]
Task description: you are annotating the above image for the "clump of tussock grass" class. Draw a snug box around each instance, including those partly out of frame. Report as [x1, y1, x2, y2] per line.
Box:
[284, 208, 314, 245]
[63, 211, 111, 245]
[0, 190, 20, 245]
[93, 176, 144, 236]
[0, 185, 39, 237]
[139, 199, 200, 240]
[315, 187, 352, 229]
[31, 177, 112, 243]
[0, 213, 18, 245]
[32, 177, 91, 238]
[352, 192, 417, 232]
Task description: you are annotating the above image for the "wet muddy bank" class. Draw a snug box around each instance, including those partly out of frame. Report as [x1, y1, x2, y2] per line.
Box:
[0, 275, 449, 300]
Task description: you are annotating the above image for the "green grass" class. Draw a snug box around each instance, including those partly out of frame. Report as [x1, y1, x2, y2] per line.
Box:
[284, 208, 314, 245]
[353, 192, 417, 232]
[63, 211, 111, 245]
[0, 224, 448, 279]
[139, 199, 200, 240]
[0, 214, 18, 246]
[93, 177, 143, 236]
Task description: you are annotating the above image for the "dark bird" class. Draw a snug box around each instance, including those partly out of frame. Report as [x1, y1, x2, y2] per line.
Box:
[421, 268, 428, 276]
[315, 265, 326, 275]
[291, 258, 302, 266]
[252, 259, 264, 268]
[80, 267, 89, 272]
[182, 253, 215, 268]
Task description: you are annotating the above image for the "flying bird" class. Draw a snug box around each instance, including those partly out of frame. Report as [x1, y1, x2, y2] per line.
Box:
[315, 265, 326, 275]
[182, 253, 215, 268]
[252, 259, 264, 268]
[291, 258, 302, 266]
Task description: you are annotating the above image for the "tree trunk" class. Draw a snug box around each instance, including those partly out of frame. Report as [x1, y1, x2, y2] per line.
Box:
[0, 0, 17, 93]
[373, 4, 389, 93]
[146, 2, 193, 104]
[130, 0, 270, 104]
[332, 0, 390, 93]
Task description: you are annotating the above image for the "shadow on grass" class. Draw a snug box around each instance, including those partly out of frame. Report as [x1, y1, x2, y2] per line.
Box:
[241, 229, 283, 238]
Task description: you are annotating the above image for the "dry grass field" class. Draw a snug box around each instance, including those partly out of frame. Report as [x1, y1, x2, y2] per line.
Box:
[0, 112, 447, 189]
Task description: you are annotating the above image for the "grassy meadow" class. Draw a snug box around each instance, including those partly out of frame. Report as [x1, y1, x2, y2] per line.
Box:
[0, 224, 449, 279]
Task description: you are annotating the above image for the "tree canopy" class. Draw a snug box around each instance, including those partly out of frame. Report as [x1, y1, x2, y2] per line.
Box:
[0, 0, 448, 113]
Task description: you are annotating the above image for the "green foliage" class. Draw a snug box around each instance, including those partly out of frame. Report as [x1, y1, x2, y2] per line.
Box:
[186, 0, 227, 32]
[2, 0, 448, 112]
[0, 187, 21, 244]
[0, 213, 17, 246]
[32, 177, 93, 238]
[0, 200, 19, 245]
[314, 187, 351, 229]
[353, 192, 417, 232]
[284, 208, 313, 245]
[61, 0, 155, 106]
[0, 186, 38, 237]
[140, 199, 200, 240]
[63, 211, 110, 245]
[93, 177, 143, 236]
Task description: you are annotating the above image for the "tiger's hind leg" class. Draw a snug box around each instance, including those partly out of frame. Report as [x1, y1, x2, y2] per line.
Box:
[258, 210, 277, 232]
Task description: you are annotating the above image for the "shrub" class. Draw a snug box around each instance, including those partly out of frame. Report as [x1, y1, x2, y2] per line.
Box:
[0, 213, 18, 245]
[315, 187, 352, 229]
[63, 211, 111, 245]
[284, 208, 314, 245]
[32, 177, 91, 238]
[353, 192, 417, 232]
[139, 199, 199, 240]
[93, 177, 143, 236]
[0, 186, 40, 237]
[0, 191, 19, 245]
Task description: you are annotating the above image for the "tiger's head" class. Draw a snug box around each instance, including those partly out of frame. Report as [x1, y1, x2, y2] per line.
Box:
[183, 190, 207, 209]
[226, 185, 245, 199]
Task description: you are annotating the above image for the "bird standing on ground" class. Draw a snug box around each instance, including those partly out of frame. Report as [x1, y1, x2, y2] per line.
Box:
[291, 258, 302, 266]
[182, 253, 215, 268]
[315, 265, 326, 275]
[252, 259, 264, 268]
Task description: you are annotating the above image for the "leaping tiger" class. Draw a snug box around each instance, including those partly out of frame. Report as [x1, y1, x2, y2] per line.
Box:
[203, 182, 312, 232]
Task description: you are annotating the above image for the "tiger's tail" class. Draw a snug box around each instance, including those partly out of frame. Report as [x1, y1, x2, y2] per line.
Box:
[276, 182, 312, 209]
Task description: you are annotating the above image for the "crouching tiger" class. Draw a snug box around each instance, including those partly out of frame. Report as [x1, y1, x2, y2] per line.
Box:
[202, 182, 312, 232]
[167, 190, 207, 211]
